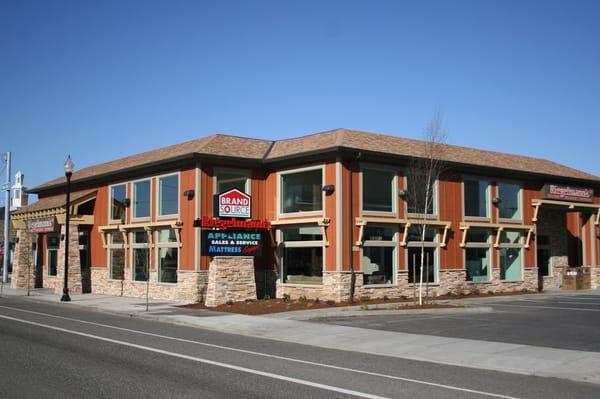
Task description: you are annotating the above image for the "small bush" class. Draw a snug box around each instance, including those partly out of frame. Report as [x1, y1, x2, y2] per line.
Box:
[298, 295, 308, 303]
[225, 300, 234, 306]
[326, 300, 335, 306]
[283, 293, 291, 302]
[315, 298, 320, 304]
[360, 303, 369, 311]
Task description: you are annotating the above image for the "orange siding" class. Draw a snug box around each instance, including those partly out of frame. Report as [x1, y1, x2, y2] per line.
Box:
[90, 186, 108, 267]
[438, 174, 462, 269]
[325, 162, 337, 271]
[179, 168, 196, 270]
[522, 184, 537, 268]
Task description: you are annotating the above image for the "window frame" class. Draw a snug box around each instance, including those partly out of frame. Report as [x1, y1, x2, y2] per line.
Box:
[156, 172, 180, 219]
[497, 180, 523, 222]
[132, 178, 152, 221]
[405, 227, 440, 284]
[277, 165, 325, 218]
[131, 230, 150, 282]
[463, 229, 493, 283]
[156, 228, 180, 284]
[107, 231, 125, 281]
[108, 182, 128, 224]
[213, 167, 251, 195]
[405, 173, 439, 218]
[360, 164, 398, 216]
[462, 176, 491, 221]
[498, 230, 524, 282]
[361, 225, 398, 286]
[46, 233, 60, 277]
[277, 224, 326, 286]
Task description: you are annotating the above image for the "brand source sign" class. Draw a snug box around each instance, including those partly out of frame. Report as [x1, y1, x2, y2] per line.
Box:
[217, 189, 251, 218]
[542, 184, 594, 203]
[203, 230, 263, 256]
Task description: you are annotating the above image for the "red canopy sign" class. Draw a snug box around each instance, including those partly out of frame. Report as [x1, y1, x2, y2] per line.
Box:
[218, 189, 251, 218]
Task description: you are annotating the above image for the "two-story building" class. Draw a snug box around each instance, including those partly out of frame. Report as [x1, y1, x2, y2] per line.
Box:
[10, 129, 600, 303]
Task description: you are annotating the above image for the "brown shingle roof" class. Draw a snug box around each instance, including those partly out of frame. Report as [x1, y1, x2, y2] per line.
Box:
[31, 129, 599, 192]
[13, 189, 97, 215]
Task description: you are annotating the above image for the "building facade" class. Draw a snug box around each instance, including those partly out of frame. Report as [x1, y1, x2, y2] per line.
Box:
[10, 129, 600, 304]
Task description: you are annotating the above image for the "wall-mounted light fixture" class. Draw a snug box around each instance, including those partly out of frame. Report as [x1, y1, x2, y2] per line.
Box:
[123, 198, 131, 208]
[398, 189, 408, 198]
[596, 231, 600, 239]
[492, 197, 502, 205]
[322, 185, 335, 195]
[184, 189, 195, 200]
[60, 234, 65, 241]
[14, 237, 19, 244]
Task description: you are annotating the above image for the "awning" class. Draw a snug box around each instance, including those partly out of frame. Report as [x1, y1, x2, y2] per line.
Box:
[459, 222, 535, 249]
[354, 217, 451, 248]
[532, 199, 600, 225]
[12, 190, 97, 228]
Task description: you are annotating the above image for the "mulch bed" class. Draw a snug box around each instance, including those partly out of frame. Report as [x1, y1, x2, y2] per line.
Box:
[180, 290, 540, 315]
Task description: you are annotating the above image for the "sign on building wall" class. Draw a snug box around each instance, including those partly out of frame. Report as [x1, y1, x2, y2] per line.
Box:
[26, 217, 57, 233]
[216, 189, 251, 218]
[202, 230, 263, 256]
[541, 184, 594, 203]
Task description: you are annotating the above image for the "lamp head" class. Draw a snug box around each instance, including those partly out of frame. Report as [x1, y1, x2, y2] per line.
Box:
[64, 155, 75, 175]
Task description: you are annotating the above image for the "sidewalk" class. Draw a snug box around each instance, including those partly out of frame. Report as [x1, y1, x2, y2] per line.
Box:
[2, 285, 600, 385]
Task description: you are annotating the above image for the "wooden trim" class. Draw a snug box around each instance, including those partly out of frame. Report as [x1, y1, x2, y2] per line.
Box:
[354, 216, 451, 247]
[270, 217, 330, 226]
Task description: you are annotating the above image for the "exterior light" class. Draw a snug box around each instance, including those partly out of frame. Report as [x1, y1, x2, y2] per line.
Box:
[61, 155, 74, 302]
[492, 197, 501, 204]
[123, 198, 131, 208]
[322, 185, 335, 195]
[184, 189, 195, 200]
[398, 189, 408, 198]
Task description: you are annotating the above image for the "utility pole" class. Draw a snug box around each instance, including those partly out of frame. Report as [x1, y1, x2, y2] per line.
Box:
[2, 152, 11, 284]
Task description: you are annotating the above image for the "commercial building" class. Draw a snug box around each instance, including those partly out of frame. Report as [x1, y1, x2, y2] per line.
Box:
[10, 129, 600, 304]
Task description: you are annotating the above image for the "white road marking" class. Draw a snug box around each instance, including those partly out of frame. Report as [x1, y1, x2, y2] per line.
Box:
[515, 299, 600, 306]
[492, 303, 600, 312]
[0, 305, 521, 399]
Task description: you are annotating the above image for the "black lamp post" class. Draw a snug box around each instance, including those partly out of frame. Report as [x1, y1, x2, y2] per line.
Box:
[61, 155, 74, 302]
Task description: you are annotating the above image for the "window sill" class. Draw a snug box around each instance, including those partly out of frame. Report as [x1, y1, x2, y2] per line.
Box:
[278, 211, 324, 219]
[281, 283, 323, 287]
[408, 283, 439, 287]
[463, 216, 491, 222]
[466, 281, 492, 284]
[499, 280, 524, 283]
[361, 211, 397, 217]
[363, 284, 396, 288]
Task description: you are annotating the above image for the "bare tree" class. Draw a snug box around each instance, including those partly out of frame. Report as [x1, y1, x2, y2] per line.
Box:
[406, 113, 447, 306]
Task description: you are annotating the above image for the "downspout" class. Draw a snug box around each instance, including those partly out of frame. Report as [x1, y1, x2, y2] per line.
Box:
[346, 152, 361, 303]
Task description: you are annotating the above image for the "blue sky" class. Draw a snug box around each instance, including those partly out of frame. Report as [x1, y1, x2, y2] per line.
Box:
[1, 0, 599, 202]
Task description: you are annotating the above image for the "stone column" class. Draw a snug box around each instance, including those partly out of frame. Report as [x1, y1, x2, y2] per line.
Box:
[55, 224, 83, 295]
[10, 230, 36, 289]
[205, 257, 256, 307]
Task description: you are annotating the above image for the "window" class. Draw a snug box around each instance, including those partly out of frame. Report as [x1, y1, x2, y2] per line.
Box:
[280, 168, 323, 214]
[108, 232, 125, 280]
[158, 174, 179, 217]
[362, 168, 395, 213]
[79, 231, 89, 270]
[464, 179, 489, 218]
[133, 180, 151, 219]
[499, 230, 523, 281]
[407, 173, 436, 216]
[157, 229, 178, 283]
[406, 226, 438, 283]
[537, 235, 551, 277]
[132, 231, 149, 281]
[47, 234, 59, 276]
[498, 182, 521, 220]
[280, 226, 324, 284]
[216, 169, 250, 194]
[464, 229, 491, 282]
[110, 184, 127, 222]
[361, 226, 396, 285]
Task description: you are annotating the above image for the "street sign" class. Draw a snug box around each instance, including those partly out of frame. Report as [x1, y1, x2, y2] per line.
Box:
[0, 183, 9, 191]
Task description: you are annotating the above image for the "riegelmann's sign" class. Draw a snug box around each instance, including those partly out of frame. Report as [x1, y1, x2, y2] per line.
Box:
[26, 217, 57, 233]
[217, 189, 251, 218]
[542, 184, 594, 203]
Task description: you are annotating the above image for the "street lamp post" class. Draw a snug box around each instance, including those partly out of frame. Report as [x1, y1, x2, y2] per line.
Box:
[61, 155, 74, 302]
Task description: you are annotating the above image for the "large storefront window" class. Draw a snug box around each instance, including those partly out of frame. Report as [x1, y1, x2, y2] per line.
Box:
[216, 169, 250, 193]
[158, 174, 179, 217]
[361, 226, 396, 285]
[498, 182, 522, 220]
[110, 184, 127, 222]
[47, 234, 59, 276]
[407, 227, 438, 283]
[109, 232, 125, 280]
[464, 229, 491, 282]
[280, 226, 324, 284]
[362, 168, 395, 213]
[157, 229, 178, 283]
[280, 168, 323, 214]
[407, 174, 436, 216]
[133, 180, 151, 219]
[499, 230, 523, 281]
[132, 231, 149, 281]
[464, 178, 489, 218]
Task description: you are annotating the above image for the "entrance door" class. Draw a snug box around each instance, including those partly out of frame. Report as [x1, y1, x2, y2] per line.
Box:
[34, 237, 43, 288]
[79, 230, 91, 293]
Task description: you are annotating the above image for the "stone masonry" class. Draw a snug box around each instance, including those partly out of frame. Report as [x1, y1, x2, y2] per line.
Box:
[55, 224, 83, 295]
[205, 256, 256, 307]
[10, 230, 35, 290]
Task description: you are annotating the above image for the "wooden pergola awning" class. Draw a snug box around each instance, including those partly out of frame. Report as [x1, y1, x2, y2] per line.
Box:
[12, 190, 97, 229]
[98, 220, 184, 248]
[270, 217, 331, 246]
[354, 217, 451, 248]
[459, 222, 535, 249]
[532, 199, 600, 225]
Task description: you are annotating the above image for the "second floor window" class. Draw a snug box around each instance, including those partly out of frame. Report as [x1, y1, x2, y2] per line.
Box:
[110, 184, 127, 222]
[464, 178, 489, 218]
[280, 168, 323, 214]
[216, 169, 249, 194]
[407, 173, 436, 216]
[133, 180, 151, 219]
[498, 182, 522, 220]
[362, 168, 395, 213]
[158, 174, 179, 216]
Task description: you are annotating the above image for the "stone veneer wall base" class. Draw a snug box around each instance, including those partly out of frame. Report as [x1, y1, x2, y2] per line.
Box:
[205, 257, 256, 307]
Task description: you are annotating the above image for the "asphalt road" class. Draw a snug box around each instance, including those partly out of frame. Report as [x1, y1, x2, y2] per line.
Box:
[0, 296, 599, 399]
[318, 292, 600, 352]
